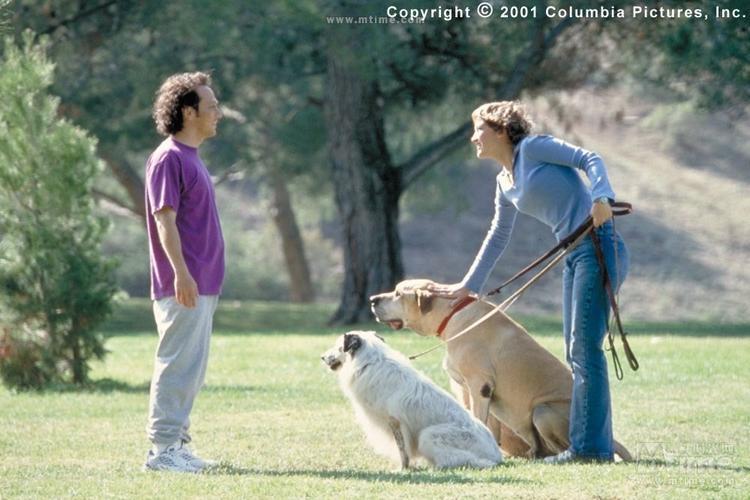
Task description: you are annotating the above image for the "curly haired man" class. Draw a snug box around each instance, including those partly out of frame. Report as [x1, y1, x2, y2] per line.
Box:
[143, 72, 224, 472]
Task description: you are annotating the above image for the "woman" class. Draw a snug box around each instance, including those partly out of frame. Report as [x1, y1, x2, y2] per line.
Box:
[429, 101, 629, 463]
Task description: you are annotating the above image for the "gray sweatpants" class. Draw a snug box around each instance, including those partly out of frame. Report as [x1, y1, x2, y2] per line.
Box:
[147, 295, 218, 446]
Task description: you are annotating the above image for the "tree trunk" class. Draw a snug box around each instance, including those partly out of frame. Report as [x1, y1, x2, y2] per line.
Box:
[267, 165, 315, 303]
[100, 150, 146, 222]
[400, 17, 578, 187]
[321, 16, 575, 324]
[100, 146, 319, 304]
[325, 46, 403, 324]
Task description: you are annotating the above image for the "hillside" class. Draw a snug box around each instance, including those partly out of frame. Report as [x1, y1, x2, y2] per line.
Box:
[102, 88, 749, 323]
[400, 88, 750, 323]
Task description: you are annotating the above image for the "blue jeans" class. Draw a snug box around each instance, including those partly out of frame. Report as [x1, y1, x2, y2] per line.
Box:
[562, 221, 629, 459]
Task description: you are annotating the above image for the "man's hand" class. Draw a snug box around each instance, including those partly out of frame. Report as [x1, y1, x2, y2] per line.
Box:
[591, 199, 613, 227]
[175, 270, 198, 308]
[427, 282, 473, 307]
[153, 207, 198, 308]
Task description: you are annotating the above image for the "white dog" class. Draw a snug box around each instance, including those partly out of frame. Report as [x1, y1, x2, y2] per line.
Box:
[321, 331, 502, 469]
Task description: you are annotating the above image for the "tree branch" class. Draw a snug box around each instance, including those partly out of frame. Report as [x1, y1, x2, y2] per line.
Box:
[399, 122, 472, 188]
[92, 188, 141, 219]
[37, 0, 120, 37]
[399, 17, 579, 189]
[212, 163, 246, 186]
[100, 154, 146, 221]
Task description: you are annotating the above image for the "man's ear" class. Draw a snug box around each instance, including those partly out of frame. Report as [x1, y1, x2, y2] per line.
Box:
[182, 105, 197, 122]
[416, 289, 434, 314]
[343, 333, 362, 354]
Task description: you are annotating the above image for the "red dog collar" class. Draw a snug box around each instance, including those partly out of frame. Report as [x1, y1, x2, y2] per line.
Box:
[436, 297, 477, 337]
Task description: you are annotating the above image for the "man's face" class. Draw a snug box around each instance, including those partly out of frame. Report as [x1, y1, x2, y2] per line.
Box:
[189, 85, 222, 139]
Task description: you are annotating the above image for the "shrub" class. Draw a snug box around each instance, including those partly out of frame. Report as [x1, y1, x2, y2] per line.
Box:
[0, 32, 117, 389]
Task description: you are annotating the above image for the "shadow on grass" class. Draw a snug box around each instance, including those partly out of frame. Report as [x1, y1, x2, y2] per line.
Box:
[101, 298, 345, 337]
[515, 315, 750, 338]
[36, 379, 276, 395]
[100, 298, 750, 338]
[205, 463, 534, 485]
[623, 322, 750, 337]
[631, 458, 750, 474]
[36, 378, 151, 394]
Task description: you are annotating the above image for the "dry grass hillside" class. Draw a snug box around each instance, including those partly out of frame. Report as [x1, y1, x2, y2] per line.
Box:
[400, 88, 750, 323]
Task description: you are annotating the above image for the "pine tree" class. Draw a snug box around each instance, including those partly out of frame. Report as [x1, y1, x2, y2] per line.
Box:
[0, 32, 117, 389]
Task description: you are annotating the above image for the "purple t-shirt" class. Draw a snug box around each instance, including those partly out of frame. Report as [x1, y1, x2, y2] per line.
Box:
[145, 137, 225, 300]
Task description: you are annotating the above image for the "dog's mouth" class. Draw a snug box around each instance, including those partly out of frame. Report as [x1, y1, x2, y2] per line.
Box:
[386, 320, 404, 330]
[371, 307, 404, 330]
[322, 354, 343, 371]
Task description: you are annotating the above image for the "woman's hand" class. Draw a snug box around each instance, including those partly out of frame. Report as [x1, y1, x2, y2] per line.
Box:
[591, 200, 613, 227]
[427, 282, 473, 307]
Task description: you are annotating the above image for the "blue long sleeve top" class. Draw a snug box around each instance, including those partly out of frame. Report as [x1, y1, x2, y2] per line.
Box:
[461, 134, 616, 294]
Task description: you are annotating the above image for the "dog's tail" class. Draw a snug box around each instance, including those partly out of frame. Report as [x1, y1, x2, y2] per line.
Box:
[614, 439, 632, 462]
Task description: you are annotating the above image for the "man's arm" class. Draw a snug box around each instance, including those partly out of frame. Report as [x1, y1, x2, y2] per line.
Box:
[154, 207, 198, 308]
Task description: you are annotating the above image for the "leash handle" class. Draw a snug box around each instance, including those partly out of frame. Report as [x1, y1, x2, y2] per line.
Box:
[605, 332, 624, 381]
[486, 202, 633, 297]
[590, 228, 639, 379]
[610, 201, 633, 216]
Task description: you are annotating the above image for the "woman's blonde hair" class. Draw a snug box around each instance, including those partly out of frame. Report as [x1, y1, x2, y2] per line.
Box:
[472, 101, 533, 145]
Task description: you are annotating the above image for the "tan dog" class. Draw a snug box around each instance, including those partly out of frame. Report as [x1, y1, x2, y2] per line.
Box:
[370, 278, 631, 461]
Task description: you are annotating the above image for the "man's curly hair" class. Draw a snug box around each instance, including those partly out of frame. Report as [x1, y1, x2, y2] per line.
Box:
[153, 72, 212, 136]
[472, 101, 534, 146]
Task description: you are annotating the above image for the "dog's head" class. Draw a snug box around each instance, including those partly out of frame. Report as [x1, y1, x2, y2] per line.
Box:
[320, 330, 386, 371]
[369, 279, 458, 337]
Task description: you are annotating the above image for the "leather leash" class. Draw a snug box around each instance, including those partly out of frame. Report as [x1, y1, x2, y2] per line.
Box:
[590, 226, 639, 380]
[409, 225, 591, 360]
[409, 201, 639, 378]
[485, 202, 634, 297]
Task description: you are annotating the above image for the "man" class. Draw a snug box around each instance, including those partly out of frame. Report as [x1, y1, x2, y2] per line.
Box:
[143, 72, 224, 472]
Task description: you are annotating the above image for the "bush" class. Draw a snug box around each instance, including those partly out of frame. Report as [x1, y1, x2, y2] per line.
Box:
[0, 32, 117, 389]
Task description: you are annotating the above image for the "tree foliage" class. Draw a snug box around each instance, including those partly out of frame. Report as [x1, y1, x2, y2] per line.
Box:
[0, 32, 117, 389]
[611, 0, 750, 110]
[7, 1, 747, 323]
[9, 1, 326, 302]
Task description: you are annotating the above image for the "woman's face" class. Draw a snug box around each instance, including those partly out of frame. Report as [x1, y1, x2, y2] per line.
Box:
[471, 119, 506, 160]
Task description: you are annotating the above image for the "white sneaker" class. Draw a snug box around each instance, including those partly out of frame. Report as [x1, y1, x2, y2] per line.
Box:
[143, 441, 214, 473]
[172, 441, 217, 470]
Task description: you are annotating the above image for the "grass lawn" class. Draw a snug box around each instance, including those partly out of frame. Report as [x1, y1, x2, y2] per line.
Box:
[1, 298, 748, 499]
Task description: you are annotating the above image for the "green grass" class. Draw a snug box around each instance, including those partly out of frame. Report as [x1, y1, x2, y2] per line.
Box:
[1, 299, 748, 499]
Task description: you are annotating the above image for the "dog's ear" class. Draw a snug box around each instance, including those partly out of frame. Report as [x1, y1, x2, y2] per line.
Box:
[416, 289, 434, 314]
[343, 333, 362, 354]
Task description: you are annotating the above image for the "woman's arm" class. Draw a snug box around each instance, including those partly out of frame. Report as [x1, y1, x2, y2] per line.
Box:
[523, 135, 616, 202]
[460, 181, 518, 294]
